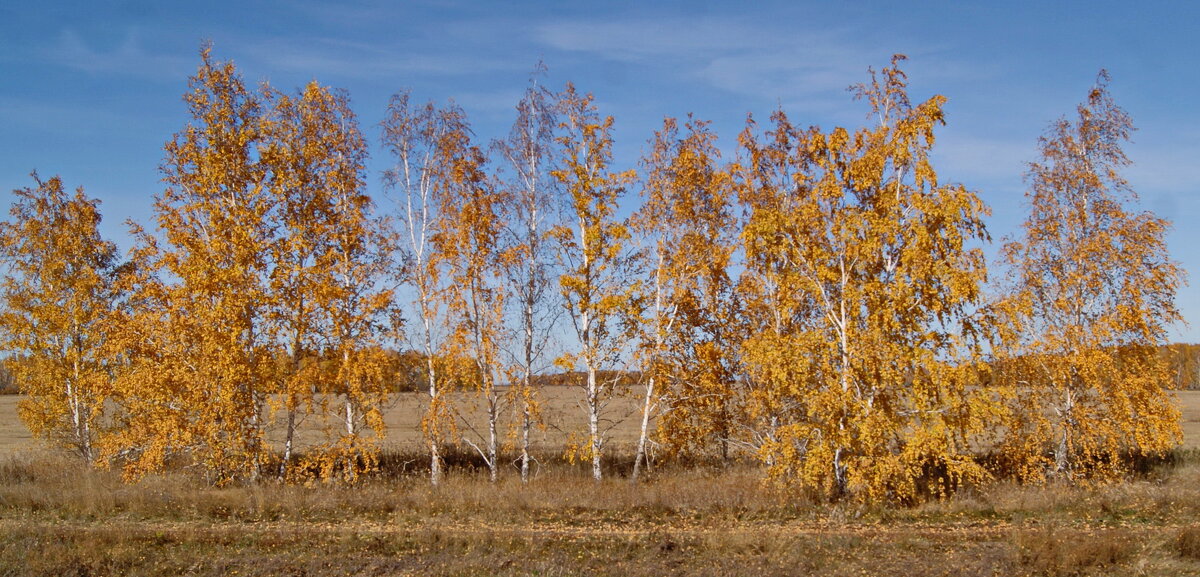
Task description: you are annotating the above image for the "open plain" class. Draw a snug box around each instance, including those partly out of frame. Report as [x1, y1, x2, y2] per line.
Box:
[1, 390, 1199, 576]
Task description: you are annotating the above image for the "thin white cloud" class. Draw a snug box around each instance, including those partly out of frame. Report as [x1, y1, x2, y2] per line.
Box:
[0, 95, 124, 136]
[1127, 137, 1200, 197]
[933, 132, 1035, 184]
[536, 18, 755, 62]
[450, 88, 527, 118]
[534, 16, 922, 115]
[239, 37, 521, 81]
[47, 29, 189, 80]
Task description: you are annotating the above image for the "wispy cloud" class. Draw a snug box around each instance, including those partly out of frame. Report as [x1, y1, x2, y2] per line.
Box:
[536, 18, 755, 62]
[933, 132, 1035, 185]
[1126, 132, 1200, 197]
[239, 37, 522, 81]
[534, 16, 914, 114]
[0, 95, 124, 137]
[47, 29, 189, 80]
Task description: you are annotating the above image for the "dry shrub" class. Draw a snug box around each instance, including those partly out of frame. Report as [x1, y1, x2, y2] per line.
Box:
[1012, 525, 1136, 575]
[1176, 526, 1200, 560]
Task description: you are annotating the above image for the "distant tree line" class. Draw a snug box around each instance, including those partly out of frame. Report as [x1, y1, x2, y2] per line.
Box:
[0, 47, 1185, 501]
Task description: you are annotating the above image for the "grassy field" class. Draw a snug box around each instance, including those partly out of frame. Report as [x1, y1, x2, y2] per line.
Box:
[2, 449, 1200, 576]
[1, 390, 1200, 576]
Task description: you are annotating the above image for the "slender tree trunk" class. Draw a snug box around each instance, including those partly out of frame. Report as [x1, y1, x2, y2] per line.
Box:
[487, 384, 499, 483]
[281, 408, 296, 478]
[1055, 387, 1075, 475]
[634, 254, 671, 482]
[587, 362, 602, 481]
[424, 325, 442, 486]
[70, 329, 94, 463]
[518, 229, 539, 483]
[520, 390, 532, 482]
[520, 276, 536, 483]
[519, 300, 535, 483]
[343, 348, 355, 437]
[281, 331, 302, 479]
[632, 372, 654, 481]
[68, 367, 87, 462]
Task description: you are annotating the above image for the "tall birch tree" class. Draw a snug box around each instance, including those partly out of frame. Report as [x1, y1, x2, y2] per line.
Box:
[996, 71, 1183, 482]
[265, 81, 393, 482]
[433, 105, 508, 482]
[631, 115, 738, 479]
[551, 83, 638, 481]
[382, 92, 465, 486]
[0, 174, 122, 463]
[737, 56, 992, 500]
[494, 65, 559, 483]
[106, 46, 276, 484]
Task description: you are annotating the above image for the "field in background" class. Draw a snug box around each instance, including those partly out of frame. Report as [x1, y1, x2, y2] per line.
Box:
[3, 388, 1200, 457]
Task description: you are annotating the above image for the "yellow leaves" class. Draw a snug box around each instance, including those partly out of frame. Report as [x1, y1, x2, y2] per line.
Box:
[0, 173, 121, 463]
[553, 82, 640, 480]
[292, 436, 381, 486]
[265, 78, 392, 481]
[734, 55, 993, 501]
[92, 48, 396, 485]
[995, 71, 1183, 483]
[8, 49, 1185, 502]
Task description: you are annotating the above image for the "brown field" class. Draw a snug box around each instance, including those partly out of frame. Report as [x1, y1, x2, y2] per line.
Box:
[3, 388, 1199, 457]
[0, 385, 653, 460]
[2, 390, 1200, 576]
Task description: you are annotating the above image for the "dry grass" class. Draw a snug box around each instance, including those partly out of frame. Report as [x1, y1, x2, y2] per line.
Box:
[2, 392, 1200, 575]
[1011, 526, 1137, 576]
[1177, 526, 1200, 561]
[2, 450, 1200, 576]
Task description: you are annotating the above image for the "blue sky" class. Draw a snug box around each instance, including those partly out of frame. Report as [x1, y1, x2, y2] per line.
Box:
[2, 1, 1198, 341]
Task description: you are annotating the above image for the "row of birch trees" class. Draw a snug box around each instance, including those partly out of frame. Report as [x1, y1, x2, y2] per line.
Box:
[0, 49, 1185, 500]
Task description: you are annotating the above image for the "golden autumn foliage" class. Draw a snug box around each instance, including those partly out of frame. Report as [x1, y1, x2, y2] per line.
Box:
[632, 115, 739, 476]
[994, 71, 1184, 482]
[2, 50, 1187, 502]
[0, 174, 122, 462]
[735, 55, 993, 501]
[98, 47, 396, 485]
[430, 104, 509, 482]
[104, 47, 278, 484]
[383, 93, 486, 486]
[264, 80, 394, 483]
[551, 83, 639, 481]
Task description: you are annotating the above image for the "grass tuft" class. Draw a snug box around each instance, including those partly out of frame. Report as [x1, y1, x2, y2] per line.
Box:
[1012, 526, 1137, 576]
[1176, 526, 1200, 560]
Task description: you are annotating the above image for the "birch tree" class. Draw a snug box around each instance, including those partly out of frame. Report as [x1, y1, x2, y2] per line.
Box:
[433, 105, 508, 482]
[631, 115, 738, 479]
[265, 81, 394, 483]
[0, 173, 122, 463]
[494, 65, 559, 483]
[105, 46, 276, 483]
[551, 83, 638, 481]
[996, 71, 1183, 482]
[737, 56, 993, 500]
[382, 92, 461, 486]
